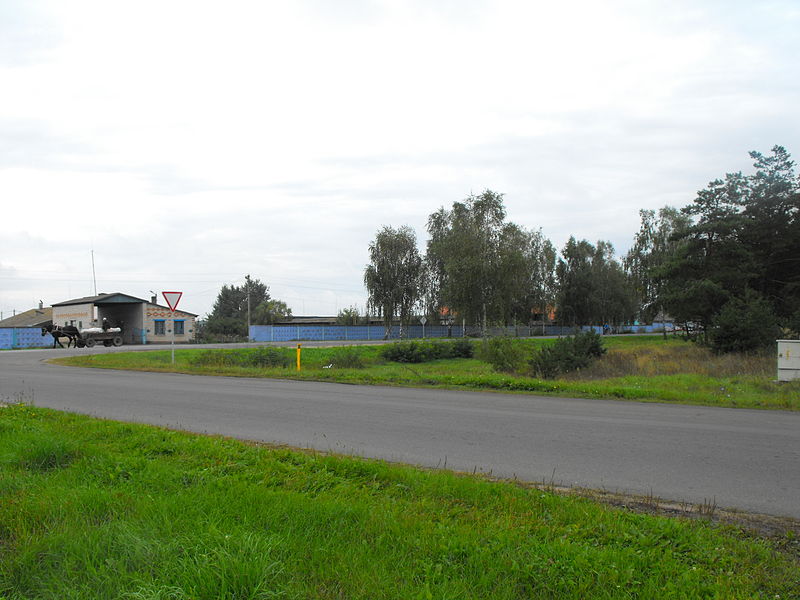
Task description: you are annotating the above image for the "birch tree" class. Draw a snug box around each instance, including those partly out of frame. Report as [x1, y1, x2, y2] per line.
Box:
[364, 226, 423, 338]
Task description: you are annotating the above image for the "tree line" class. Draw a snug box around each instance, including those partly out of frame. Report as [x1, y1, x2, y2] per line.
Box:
[365, 146, 800, 349]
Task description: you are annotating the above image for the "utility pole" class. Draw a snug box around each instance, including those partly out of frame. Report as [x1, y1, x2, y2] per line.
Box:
[91, 249, 97, 296]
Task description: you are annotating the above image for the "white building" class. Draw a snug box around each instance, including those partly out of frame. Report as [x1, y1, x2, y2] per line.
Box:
[51, 293, 197, 344]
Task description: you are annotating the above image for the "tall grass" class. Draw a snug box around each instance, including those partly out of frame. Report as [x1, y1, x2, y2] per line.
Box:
[563, 344, 775, 379]
[1, 405, 797, 599]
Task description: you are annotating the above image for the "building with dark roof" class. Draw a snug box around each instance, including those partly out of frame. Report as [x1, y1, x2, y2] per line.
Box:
[52, 292, 197, 344]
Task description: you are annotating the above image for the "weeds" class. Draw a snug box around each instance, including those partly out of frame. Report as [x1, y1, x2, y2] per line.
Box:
[561, 344, 775, 380]
[328, 346, 367, 369]
[8, 434, 78, 471]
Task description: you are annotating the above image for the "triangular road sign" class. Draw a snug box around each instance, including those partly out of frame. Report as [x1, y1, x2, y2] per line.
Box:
[162, 291, 183, 312]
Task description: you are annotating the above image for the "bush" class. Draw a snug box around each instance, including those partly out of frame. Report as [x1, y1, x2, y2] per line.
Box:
[449, 338, 475, 359]
[189, 347, 291, 368]
[783, 309, 800, 340]
[380, 339, 476, 363]
[479, 337, 527, 374]
[709, 292, 780, 353]
[247, 347, 293, 368]
[381, 341, 431, 363]
[529, 331, 606, 379]
[329, 347, 366, 369]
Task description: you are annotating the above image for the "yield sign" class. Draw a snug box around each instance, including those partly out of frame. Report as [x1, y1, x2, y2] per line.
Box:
[162, 291, 183, 313]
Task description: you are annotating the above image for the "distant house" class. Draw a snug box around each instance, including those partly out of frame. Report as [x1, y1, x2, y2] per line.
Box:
[0, 304, 52, 328]
[272, 315, 391, 326]
[273, 316, 337, 326]
[51, 292, 198, 344]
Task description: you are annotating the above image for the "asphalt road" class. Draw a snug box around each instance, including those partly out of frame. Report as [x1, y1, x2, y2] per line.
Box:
[1, 344, 799, 518]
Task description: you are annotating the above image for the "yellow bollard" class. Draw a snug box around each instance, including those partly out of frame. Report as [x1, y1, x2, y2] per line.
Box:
[296, 343, 302, 371]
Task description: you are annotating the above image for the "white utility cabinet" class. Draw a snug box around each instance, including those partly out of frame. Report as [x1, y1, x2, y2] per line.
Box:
[777, 340, 800, 382]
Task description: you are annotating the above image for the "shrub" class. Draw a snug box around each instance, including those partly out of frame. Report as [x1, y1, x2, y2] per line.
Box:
[450, 338, 475, 359]
[247, 347, 293, 368]
[329, 347, 366, 369]
[380, 339, 476, 363]
[381, 341, 431, 363]
[189, 347, 291, 368]
[529, 331, 606, 379]
[783, 309, 800, 340]
[479, 337, 527, 374]
[709, 292, 780, 353]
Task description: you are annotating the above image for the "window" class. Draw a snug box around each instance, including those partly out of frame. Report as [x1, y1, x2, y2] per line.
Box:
[174, 320, 185, 335]
[154, 320, 165, 335]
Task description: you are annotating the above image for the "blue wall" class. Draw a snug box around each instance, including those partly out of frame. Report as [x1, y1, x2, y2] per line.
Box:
[249, 323, 675, 342]
[0, 328, 54, 349]
[250, 324, 465, 342]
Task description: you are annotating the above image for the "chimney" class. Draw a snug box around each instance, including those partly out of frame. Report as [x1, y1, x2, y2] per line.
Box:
[151, 295, 157, 304]
[39, 300, 44, 309]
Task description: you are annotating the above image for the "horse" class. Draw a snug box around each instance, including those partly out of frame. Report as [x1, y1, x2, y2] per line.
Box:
[41, 324, 81, 348]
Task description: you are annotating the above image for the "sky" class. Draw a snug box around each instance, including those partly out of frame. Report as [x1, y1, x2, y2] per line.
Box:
[1, 0, 798, 319]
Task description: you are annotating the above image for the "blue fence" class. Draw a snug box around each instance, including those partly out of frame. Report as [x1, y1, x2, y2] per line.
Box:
[0, 328, 53, 350]
[250, 322, 675, 343]
[250, 324, 464, 342]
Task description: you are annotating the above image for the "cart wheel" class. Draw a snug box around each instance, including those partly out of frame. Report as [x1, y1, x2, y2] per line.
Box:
[103, 340, 112, 347]
[112, 336, 123, 346]
[84, 338, 96, 348]
[76, 339, 86, 348]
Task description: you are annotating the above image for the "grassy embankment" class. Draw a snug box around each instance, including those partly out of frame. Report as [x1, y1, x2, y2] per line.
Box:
[53, 336, 799, 410]
[1, 404, 798, 598]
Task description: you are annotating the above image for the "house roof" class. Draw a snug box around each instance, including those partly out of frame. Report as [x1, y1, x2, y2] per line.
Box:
[0, 307, 53, 328]
[53, 293, 197, 316]
[273, 316, 338, 325]
[271, 315, 385, 325]
[52, 292, 149, 306]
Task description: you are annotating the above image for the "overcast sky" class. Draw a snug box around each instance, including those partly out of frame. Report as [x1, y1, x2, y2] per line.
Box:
[1, 0, 798, 319]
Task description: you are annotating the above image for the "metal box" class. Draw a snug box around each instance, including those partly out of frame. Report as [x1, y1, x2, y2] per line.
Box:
[777, 340, 800, 382]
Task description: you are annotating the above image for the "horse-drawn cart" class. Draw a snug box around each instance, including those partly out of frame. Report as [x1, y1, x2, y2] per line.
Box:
[77, 327, 124, 348]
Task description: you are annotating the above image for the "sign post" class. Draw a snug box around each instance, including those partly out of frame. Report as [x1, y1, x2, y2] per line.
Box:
[419, 316, 427, 339]
[162, 291, 183, 364]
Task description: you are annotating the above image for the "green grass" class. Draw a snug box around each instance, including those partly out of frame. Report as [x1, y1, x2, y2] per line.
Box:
[1, 404, 797, 598]
[52, 336, 800, 410]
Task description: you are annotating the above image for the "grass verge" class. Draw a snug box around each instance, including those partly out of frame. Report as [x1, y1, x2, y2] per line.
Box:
[51, 336, 800, 410]
[1, 404, 798, 598]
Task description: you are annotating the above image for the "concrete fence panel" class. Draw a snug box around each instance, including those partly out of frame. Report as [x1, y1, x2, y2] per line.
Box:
[249, 323, 675, 343]
[0, 328, 54, 350]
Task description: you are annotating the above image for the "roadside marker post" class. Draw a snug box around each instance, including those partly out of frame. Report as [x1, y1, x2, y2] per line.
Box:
[162, 291, 183, 364]
[297, 344, 302, 371]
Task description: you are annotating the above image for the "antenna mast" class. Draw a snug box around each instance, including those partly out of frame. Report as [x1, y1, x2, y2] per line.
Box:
[91, 249, 97, 296]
